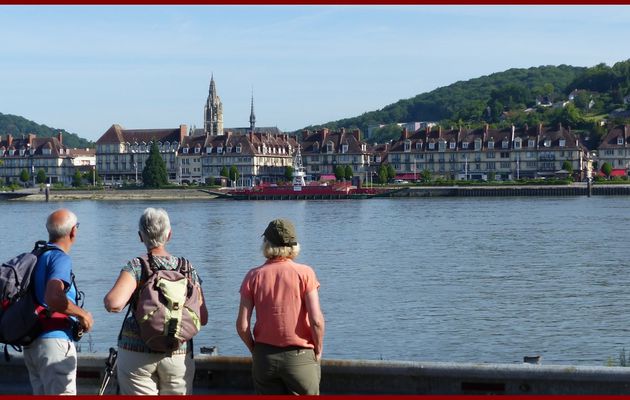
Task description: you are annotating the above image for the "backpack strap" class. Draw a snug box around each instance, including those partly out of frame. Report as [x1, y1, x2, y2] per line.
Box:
[176, 257, 196, 359]
[118, 256, 149, 343]
[31, 241, 80, 335]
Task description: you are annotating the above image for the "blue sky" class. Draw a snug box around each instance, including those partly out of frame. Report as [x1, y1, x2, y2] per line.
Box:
[1, 5, 630, 142]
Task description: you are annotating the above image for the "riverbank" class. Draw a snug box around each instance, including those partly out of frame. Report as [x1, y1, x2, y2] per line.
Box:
[7, 183, 630, 201]
[11, 188, 220, 201]
[2, 353, 630, 395]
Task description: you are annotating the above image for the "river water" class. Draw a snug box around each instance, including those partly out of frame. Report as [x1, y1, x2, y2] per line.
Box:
[2, 196, 630, 365]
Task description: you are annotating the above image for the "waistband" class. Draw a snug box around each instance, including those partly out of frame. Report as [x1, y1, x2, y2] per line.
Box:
[254, 342, 313, 352]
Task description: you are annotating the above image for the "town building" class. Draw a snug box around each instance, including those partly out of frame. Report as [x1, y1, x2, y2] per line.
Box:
[299, 128, 371, 181]
[95, 124, 186, 184]
[379, 124, 586, 181]
[597, 124, 630, 176]
[0, 132, 79, 186]
[178, 131, 298, 186]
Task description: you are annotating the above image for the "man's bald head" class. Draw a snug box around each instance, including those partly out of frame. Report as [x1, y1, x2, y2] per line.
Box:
[46, 208, 78, 242]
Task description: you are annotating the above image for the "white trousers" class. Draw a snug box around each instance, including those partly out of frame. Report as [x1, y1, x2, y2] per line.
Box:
[23, 337, 77, 395]
[116, 348, 195, 395]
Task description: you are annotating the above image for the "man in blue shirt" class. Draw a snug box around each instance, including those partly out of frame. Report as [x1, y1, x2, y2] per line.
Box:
[23, 208, 94, 395]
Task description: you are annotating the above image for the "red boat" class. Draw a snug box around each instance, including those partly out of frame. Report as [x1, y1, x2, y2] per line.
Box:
[223, 146, 393, 200]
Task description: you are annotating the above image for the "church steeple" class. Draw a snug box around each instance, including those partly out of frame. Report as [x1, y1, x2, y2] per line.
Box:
[204, 73, 223, 136]
[249, 90, 256, 133]
[209, 74, 217, 100]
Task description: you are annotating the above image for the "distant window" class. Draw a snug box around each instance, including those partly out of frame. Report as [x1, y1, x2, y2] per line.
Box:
[559, 139, 566, 147]
[502, 140, 508, 149]
[327, 141, 334, 153]
[474, 138, 482, 151]
[342, 144, 349, 153]
[462, 142, 469, 149]
[8, 149, 15, 156]
[183, 147, 189, 154]
[416, 142, 422, 150]
[194, 147, 200, 154]
[42, 148, 51, 155]
[488, 140, 494, 149]
[514, 138, 522, 149]
[361, 143, 366, 152]
[217, 146, 223, 154]
[236, 145, 242, 153]
[544, 140, 551, 147]
[19, 149, 25, 156]
[428, 142, 435, 150]
[438, 141, 446, 152]
[528, 139, 535, 148]
[449, 141, 456, 149]
[314, 142, 320, 151]
[617, 137, 624, 145]
[206, 146, 213, 154]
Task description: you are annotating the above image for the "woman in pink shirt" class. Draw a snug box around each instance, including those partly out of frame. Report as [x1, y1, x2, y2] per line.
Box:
[236, 218, 325, 395]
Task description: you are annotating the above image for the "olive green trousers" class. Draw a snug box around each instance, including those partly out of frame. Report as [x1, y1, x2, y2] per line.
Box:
[252, 343, 321, 395]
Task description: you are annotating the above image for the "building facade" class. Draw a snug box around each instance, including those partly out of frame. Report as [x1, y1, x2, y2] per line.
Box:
[299, 128, 371, 180]
[95, 124, 186, 184]
[597, 125, 630, 174]
[184, 131, 298, 186]
[379, 124, 585, 181]
[0, 133, 80, 186]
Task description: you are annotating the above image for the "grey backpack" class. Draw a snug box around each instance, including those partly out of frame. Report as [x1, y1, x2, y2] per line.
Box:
[0, 241, 59, 358]
[128, 254, 204, 353]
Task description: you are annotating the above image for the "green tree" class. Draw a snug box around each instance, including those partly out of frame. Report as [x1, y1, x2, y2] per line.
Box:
[229, 166, 240, 183]
[562, 160, 573, 174]
[344, 165, 353, 180]
[142, 141, 168, 188]
[284, 166, 294, 181]
[19, 169, 30, 185]
[386, 164, 396, 182]
[334, 165, 345, 181]
[601, 162, 613, 178]
[220, 166, 229, 178]
[82, 168, 102, 186]
[421, 169, 433, 183]
[378, 165, 388, 184]
[72, 169, 83, 187]
[573, 91, 592, 110]
[36, 169, 47, 184]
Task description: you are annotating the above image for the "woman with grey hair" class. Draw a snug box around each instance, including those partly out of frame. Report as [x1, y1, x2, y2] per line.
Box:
[236, 218, 325, 395]
[104, 207, 208, 395]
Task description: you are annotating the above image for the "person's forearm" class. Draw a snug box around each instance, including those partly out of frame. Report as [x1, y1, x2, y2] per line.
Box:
[310, 320, 325, 357]
[237, 329, 255, 353]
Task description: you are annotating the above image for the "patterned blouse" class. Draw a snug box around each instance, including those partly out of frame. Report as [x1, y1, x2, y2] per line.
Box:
[117, 255, 202, 355]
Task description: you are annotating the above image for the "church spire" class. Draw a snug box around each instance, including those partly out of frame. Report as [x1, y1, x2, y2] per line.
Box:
[209, 73, 217, 100]
[249, 88, 256, 133]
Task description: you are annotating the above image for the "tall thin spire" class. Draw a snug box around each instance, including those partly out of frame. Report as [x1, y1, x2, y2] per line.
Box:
[209, 73, 216, 100]
[249, 87, 256, 133]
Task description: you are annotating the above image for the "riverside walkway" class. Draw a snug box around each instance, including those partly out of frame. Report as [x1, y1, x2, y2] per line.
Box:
[1, 353, 630, 395]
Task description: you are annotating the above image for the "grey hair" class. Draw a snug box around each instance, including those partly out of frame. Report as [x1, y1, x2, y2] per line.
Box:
[261, 238, 301, 260]
[46, 209, 78, 241]
[139, 207, 171, 250]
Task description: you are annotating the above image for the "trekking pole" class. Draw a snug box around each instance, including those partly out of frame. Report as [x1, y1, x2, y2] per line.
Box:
[98, 347, 118, 396]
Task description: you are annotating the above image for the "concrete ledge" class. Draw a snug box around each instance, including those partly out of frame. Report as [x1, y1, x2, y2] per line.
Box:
[2, 353, 630, 394]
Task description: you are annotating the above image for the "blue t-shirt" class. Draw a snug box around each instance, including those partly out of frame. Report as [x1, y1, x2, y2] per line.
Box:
[33, 244, 78, 340]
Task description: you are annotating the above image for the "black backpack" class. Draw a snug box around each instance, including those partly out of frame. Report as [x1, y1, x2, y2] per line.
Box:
[0, 241, 65, 360]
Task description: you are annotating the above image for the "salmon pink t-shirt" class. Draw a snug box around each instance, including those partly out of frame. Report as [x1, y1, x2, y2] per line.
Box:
[240, 258, 320, 349]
